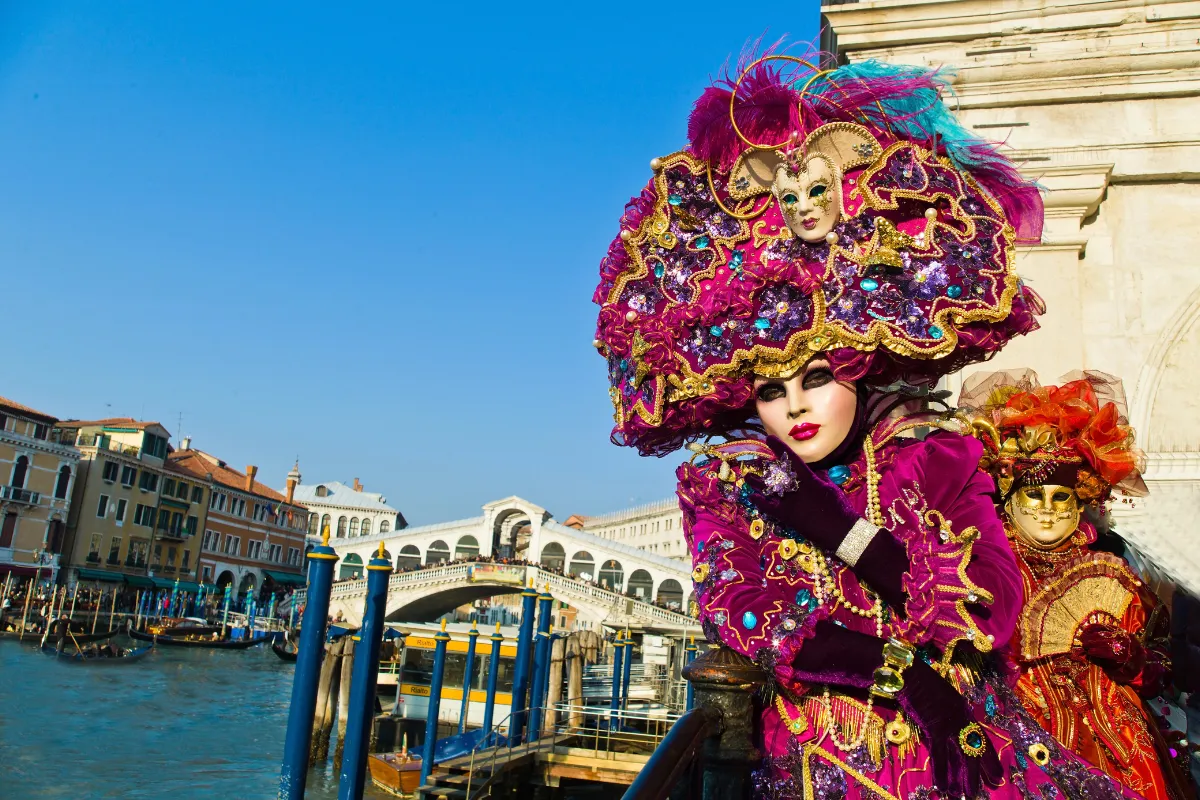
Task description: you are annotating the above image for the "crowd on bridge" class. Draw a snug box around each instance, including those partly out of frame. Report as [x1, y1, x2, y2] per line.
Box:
[329, 552, 688, 613]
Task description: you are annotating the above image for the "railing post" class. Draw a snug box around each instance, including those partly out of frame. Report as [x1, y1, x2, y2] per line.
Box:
[458, 619, 479, 735]
[682, 646, 765, 800]
[278, 528, 338, 800]
[508, 580, 538, 746]
[527, 585, 554, 740]
[337, 545, 391, 800]
[419, 619, 452, 788]
[481, 622, 503, 740]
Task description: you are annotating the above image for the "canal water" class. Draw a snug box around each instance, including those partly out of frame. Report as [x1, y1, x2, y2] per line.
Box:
[0, 638, 389, 799]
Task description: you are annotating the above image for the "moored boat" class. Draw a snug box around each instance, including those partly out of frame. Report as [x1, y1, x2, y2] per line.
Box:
[128, 628, 267, 649]
[367, 751, 422, 797]
[40, 643, 154, 663]
[271, 641, 298, 662]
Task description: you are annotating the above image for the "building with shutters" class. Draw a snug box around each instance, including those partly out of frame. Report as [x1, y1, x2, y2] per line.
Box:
[0, 396, 80, 584]
[291, 477, 405, 545]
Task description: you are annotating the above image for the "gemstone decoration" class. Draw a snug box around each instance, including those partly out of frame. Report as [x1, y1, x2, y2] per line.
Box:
[654, 265, 664, 278]
[695, 236, 709, 248]
[860, 277, 879, 292]
[741, 611, 757, 630]
[754, 317, 771, 330]
[946, 284, 963, 299]
[827, 465, 851, 485]
[710, 325, 724, 337]
[668, 193, 682, 206]
[928, 325, 944, 340]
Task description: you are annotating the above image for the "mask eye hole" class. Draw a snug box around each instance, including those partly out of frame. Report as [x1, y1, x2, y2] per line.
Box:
[1052, 491, 1072, 503]
[782, 192, 798, 205]
[809, 185, 827, 198]
[1021, 488, 1041, 502]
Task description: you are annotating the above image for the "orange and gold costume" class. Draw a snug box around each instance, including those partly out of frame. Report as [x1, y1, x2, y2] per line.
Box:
[963, 370, 1194, 800]
[1010, 536, 1176, 800]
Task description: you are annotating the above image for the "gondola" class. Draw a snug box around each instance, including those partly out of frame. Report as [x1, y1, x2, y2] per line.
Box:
[271, 641, 298, 662]
[128, 628, 268, 649]
[40, 643, 154, 663]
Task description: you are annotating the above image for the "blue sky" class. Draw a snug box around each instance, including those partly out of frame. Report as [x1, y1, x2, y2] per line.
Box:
[0, 2, 820, 525]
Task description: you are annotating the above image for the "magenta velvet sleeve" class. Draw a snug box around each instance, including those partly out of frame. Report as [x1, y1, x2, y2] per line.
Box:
[677, 462, 829, 673]
[888, 431, 1021, 654]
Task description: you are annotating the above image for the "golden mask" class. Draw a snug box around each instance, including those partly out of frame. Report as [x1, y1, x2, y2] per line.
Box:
[1005, 483, 1080, 550]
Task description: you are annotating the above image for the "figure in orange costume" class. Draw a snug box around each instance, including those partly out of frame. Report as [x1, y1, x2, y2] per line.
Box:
[962, 370, 1195, 800]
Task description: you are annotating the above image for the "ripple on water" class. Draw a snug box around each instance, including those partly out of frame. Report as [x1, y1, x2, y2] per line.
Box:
[0, 640, 387, 798]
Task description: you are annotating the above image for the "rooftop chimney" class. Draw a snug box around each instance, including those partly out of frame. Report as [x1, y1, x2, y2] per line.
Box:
[246, 465, 258, 492]
[353, 478, 363, 492]
[286, 461, 301, 505]
[180, 436, 191, 450]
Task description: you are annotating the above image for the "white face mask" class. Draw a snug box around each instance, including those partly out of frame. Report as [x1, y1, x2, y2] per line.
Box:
[753, 359, 857, 464]
[1005, 484, 1082, 550]
[773, 156, 840, 243]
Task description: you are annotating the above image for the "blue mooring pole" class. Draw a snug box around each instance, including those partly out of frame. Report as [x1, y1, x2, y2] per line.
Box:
[608, 633, 624, 731]
[684, 637, 698, 710]
[481, 622, 503, 743]
[337, 546, 391, 800]
[621, 629, 634, 711]
[419, 619, 452, 788]
[508, 580, 538, 745]
[526, 587, 553, 740]
[457, 620, 479, 735]
[277, 528, 337, 800]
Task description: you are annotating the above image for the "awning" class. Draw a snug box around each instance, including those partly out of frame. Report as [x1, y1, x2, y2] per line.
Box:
[149, 576, 177, 589]
[0, 564, 40, 577]
[75, 568, 124, 583]
[263, 570, 307, 587]
[159, 498, 190, 511]
[124, 575, 155, 588]
[174, 581, 201, 593]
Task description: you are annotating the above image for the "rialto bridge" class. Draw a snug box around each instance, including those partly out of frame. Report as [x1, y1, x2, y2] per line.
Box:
[317, 496, 696, 632]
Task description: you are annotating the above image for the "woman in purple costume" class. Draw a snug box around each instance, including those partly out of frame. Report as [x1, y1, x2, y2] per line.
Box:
[591, 51, 1146, 800]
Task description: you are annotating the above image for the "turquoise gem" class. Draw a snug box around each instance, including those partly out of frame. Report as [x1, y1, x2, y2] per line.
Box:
[860, 278, 879, 292]
[1016, 753, 1028, 769]
[741, 611, 757, 629]
[985, 695, 997, 717]
[619, 359, 628, 370]
[668, 194, 682, 206]
[730, 250, 745, 267]
[654, 265, 664, 278]
[697, 540, 705, 553]
[947, 284, 963, 299]
[928, 325, 944, 340]
[695, 236, 709, 248]
[754, 318, 771, 330]
[710, 325, 724, 337]
[795, 589, 811, 608]
[827, 465, 851, 485]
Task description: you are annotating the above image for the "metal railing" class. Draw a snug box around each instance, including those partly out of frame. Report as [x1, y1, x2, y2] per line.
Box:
[3, 487, 40, 505]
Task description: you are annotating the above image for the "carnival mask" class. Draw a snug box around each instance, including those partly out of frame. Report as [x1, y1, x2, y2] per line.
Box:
[773, 155, 840, 242]
[753, 358, 858, 464]
[1006, 484, 1081, 550]
[728, 122, 881, 244]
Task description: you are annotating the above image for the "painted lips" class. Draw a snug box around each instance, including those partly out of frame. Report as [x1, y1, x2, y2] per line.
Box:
[801, 218, 818, 230]
[789, 423, 820, 441]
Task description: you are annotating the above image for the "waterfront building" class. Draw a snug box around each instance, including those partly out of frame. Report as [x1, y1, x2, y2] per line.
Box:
[168, 445, 309, 597]
[53, 417, 205, 588]
[822, 0, 1200, 592]
[0, 396, 80, 583]
[291, 476, 406, 543]
[572, 500, 687, 564]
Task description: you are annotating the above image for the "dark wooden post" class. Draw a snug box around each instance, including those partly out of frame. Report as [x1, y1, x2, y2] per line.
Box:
[681, 646, 764, 800]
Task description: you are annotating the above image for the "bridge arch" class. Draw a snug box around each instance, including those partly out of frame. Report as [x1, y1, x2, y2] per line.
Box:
[627, 569, 653, 600]
[454, 535, 480, 560]
[396, 545, 421, 571]
[340, 553, 364, 580]
[540, 542, 565, 571]
[657, 578, 684, 609]
[568, 551, 595, 580]
[425, 540, 450, 565]
[599, 559, 624, 591]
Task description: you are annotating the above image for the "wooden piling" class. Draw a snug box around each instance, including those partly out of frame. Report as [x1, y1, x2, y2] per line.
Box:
[108, 590, 118, 631]
[566, 636, 583, 730]
[20, 576, 34, 633]
[91, 589, 101, 633]
[545, 636, 564, 731]
[68, 584, 78, 625]
[312, 637, 343, 761]
[334, 638, 355, 767]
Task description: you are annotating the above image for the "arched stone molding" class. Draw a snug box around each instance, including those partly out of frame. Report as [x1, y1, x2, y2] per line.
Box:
[483, 496, 548, 561]
[1132, 282, 1200, 448]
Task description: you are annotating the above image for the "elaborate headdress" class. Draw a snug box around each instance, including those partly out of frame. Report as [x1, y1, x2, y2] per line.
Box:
[593, 51, 1045, 456]
[959, 369, 1147, 504]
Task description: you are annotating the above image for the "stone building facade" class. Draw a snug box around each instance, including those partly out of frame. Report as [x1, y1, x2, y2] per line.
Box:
[823, 0, 1200, 591]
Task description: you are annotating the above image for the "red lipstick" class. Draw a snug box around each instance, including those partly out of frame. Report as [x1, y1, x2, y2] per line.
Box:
[789, 423, 820, 441]
[801, 218, 818, 230]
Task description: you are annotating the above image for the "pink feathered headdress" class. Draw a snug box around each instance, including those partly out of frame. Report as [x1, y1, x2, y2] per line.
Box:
[594, 49, 1045, 456]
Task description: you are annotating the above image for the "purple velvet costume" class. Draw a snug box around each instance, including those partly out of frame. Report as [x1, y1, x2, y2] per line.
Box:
[680, 430, 1143, 800]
